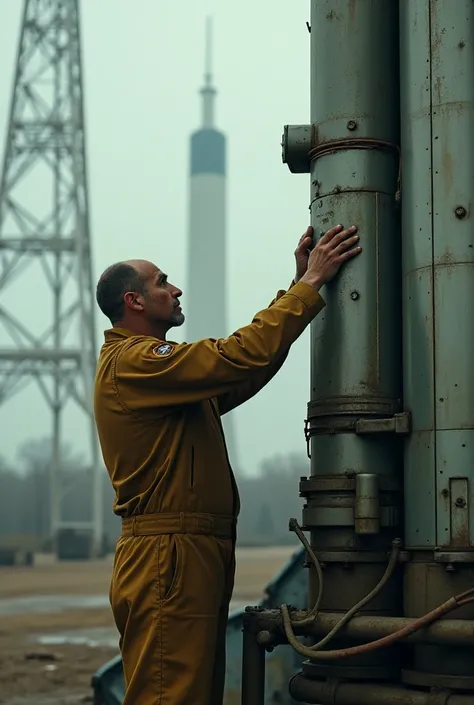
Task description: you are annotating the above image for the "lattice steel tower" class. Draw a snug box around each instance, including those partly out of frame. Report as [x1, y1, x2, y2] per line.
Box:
[0, 0, 102, 556]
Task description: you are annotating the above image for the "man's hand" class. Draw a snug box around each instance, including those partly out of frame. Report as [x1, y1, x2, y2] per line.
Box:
[294, 226, 313, 283]
[300, 224, 361, 291]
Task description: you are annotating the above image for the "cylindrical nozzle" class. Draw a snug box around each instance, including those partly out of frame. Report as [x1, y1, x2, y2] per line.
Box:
[355, 473, 380, 535]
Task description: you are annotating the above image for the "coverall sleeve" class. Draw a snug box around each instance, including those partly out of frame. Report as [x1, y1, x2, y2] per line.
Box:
[114, 281, 325, 414]
[217, 282, 297, 415]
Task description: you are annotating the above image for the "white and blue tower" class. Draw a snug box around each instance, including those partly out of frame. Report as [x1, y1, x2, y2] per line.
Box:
[186, 18, 240, 472]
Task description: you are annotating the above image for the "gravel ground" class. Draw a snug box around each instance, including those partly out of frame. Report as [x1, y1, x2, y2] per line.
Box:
[0, 546, 295, 704]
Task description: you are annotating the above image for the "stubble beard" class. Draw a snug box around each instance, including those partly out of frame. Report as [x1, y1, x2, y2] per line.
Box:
[170, 311, 185, 327]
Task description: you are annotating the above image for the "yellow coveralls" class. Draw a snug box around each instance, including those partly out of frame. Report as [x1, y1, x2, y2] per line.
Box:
[93, 281, 324, 705]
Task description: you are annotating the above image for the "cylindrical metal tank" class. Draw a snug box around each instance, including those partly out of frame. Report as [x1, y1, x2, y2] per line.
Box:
[400, 0, 474, 692]
[300, 0, 404, 683]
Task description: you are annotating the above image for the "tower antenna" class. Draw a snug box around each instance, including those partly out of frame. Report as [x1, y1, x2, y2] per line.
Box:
[200, 15, 216, 128]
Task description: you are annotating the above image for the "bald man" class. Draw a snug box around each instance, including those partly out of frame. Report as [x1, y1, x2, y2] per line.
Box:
[93, 224, 361, 705]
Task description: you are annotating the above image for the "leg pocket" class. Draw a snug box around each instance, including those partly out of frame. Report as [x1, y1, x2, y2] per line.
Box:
[157, 534, 182, 602]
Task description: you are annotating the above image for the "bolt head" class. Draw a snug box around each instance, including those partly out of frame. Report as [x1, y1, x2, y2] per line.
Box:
[347, 120, 357, 131]
[455, 205, 467, 219]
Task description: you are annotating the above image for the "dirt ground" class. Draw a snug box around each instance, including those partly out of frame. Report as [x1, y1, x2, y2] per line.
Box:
[0, 546, 296, 704]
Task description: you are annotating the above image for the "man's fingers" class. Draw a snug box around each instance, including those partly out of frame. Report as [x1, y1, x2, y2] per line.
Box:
[334, 234, 359, 253]
[339, 245, 362, 262]
[319, 224, 345, 244]
[332, 226, 358, 247]
[320, 224, 358, 246]
[298, 226, 313, 245]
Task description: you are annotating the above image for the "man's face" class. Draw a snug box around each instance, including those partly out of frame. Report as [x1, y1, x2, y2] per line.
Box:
[142, 268, 185, 328]
[122, 261, 185, 329]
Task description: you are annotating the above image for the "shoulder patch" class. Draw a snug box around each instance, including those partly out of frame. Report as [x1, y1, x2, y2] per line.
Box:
[152, 343, 174, 357]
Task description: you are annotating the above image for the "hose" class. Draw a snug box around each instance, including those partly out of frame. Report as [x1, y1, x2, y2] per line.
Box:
[283, 519, 474, 661]
[287, 518, 324, 626]
[288, 518, 400, 640]
[281, 588, 474, 661]
[308, 538, 400, 651]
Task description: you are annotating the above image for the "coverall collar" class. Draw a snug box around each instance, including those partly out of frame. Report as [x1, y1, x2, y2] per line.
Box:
[104, 328, 177, 345]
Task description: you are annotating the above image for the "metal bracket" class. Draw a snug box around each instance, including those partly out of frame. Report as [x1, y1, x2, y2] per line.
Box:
[281, 124, 312, 173]
[304, 417, 311, 458]
[355, 412, 411, 435]
[304, 412, 411, 457]
[434, 551, 474, 564]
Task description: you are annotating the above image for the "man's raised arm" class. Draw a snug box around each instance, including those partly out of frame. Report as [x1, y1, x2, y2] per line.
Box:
[114, 224, 361, 414]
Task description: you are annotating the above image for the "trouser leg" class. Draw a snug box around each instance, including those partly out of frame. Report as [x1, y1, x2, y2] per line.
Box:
[210, 546, 236, 705]
[111, 533, 234, 705]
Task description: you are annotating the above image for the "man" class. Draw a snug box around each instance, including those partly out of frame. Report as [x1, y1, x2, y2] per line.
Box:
[94, 223, 360, 705]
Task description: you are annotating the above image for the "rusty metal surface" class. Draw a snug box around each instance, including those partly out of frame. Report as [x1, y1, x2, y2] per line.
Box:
[250, 611, 474, 648]
[401, 0, 474, 552]
[310, 1, 399, 142]
[241, 631, 265, 705]
[403, 668, 474, 691]
[248, 607, 474, 647]
[309, 190, 402, 434]
[299, 476, 400, 493]
[288, 674, 473, 704]
[238, 0, 474, 701]
[308, 0, 402, 507]
[354, 474, 380, 535]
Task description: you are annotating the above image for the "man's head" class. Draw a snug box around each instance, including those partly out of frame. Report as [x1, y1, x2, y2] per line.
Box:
[96, 259, 184, 338]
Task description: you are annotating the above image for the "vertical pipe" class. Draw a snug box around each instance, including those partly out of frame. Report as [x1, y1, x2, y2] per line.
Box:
[241, 629, 265, 705]
[301, 0, 402, 681]
[400, 0, 474, 689]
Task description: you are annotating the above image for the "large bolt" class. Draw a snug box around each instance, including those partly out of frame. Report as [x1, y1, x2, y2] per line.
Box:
[257, 630, 272, 645]
[350, 291, 360, 300]
[347, 120, 357, 131]
[455, 206, 467, 219]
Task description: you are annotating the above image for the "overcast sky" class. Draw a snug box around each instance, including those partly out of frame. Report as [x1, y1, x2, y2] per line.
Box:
[0, 0, 314, 478]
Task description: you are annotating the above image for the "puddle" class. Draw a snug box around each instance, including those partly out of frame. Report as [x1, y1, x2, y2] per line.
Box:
[4, 594, 251, 649]
[0, 595, 250, 619]
[34, 626, 119, 649]
[0, 594, 110, 616]
[7, 695, 86, 705]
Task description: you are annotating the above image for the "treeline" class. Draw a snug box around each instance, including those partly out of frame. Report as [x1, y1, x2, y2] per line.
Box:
[0, 438, 120, 547]
[0, 439, 308, 548]
[237, 452, 309, 546]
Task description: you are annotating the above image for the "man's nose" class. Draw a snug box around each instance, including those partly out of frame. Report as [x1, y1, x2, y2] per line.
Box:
[172, 285, 183, 298]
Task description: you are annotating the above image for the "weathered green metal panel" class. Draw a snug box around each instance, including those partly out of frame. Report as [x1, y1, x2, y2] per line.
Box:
[308, 1, 402, 558]
[401, 0, 474, 549]
[399, 0, 437, 546]
[310, 1, 399, 143]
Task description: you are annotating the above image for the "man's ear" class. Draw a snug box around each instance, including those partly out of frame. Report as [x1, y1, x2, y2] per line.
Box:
[123, 291, 144, 312]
